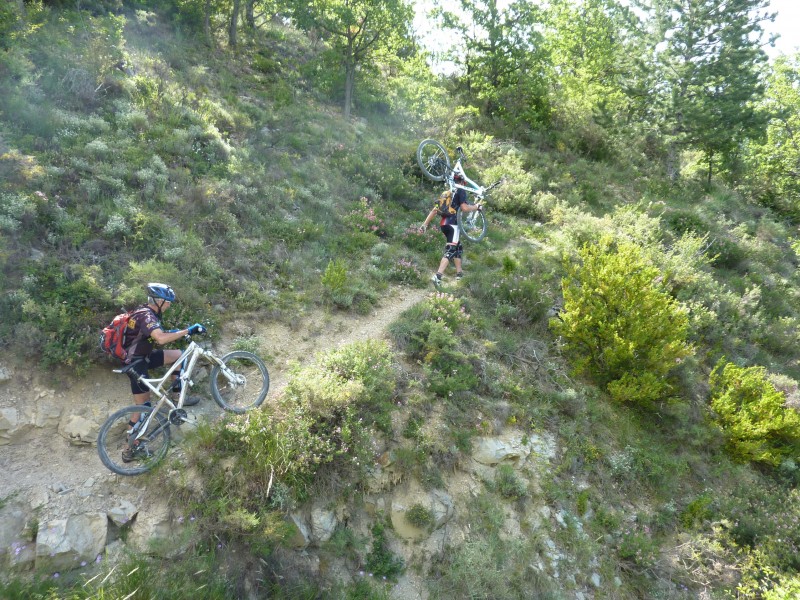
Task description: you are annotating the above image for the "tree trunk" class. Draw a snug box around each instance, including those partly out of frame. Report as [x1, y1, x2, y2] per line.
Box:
[204, 0, 212, 46]
[666, 142, 679, 181]
[707, 150, 713, 188]
[229, 0, 240, 48]
[344, 59, 355, 119]
[16, 0, 25, 19]
[246, 0, 255, 29]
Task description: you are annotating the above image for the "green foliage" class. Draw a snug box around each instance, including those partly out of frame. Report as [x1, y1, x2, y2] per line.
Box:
[364, 521, 404, 581]
[719, 480, 800, 572]
[473, 266, 548, 329]
[494, 464, 527, 500]
[710, 361, 800, 466]
[764, 575, 800, 600]
[217, 340, 399, 502]
[617, 524, 659, 570]
[429, 537, 558, 600]
[553, 235, 692, 404]
[405, 503, 435, 530]
[390, 292, 480, 398]
[348, 197, 387, 238]
[0, 553, 234, 599]
[679, 493, 714, 529]
[322, 258, 349, 304]
[319, 339, 397, 431]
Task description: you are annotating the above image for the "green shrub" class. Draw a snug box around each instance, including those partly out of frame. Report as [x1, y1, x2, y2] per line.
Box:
[405, 503, 435, 530]
[390, 293, 478, 398]
[399, 224, 438, 253]
[764, 575, 800, 600]
[348, 197, 387, 238]
[679, 493, 714, 528]
[387, 257, 424, 285]
[474, 269, 547, 328]
[321, 340, 396, 405]
[494, 464, 527, 500]
[552, 236, 692, 404]
[422, 320, 480, 397]
[322, 258, 348, 296]
[720, 481, 800, 572]
[429, 538, 557, 600]
[710, 361, 800, 466]
[219, 341, 400, 501]
[365, 522, 404, 581]
[617, 525, 658, 570]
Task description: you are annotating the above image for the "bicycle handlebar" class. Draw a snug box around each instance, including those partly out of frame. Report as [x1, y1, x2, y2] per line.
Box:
[484, 179, 504, 192]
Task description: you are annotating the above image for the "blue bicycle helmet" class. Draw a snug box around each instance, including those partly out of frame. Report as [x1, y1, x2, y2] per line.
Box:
[146, 283, 176, 302]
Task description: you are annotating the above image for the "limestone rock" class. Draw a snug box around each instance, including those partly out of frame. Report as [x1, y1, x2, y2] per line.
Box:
[58, 414, 99, 445]
[472, 432, 530, 466]
[0, 408, 19, 445]
[34, 400, 62, 429]
[310, 504, 338, 543]
[0, 501, 30, 562]
[126, 501, 186, 557]
[35, 513, 108, 572]
[108, 499, 138, 528]
[285, 512, 311, 548]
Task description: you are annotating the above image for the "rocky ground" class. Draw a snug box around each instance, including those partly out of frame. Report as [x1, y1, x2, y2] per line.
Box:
[0, 287, 427, 573]
[0, 285, 581, 599]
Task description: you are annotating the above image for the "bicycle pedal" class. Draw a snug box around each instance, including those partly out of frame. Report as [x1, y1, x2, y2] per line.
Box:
[169, 408, 189, 425]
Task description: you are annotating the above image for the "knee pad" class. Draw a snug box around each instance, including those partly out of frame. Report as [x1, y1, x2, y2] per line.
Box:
[454, 242, 463, 259]
[443, 244, 459, 260]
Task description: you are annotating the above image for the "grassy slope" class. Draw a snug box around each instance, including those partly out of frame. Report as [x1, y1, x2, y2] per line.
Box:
[2, 5, 800, 600]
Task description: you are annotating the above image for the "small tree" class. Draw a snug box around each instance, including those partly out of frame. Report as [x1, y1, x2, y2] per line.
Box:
[552, 236, 692, 404]
[288, 0, 413, 118]
[710, 361, 800, 466]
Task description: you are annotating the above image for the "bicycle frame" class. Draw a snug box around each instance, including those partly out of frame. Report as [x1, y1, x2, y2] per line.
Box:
[115, 340, 227, 441]
[446, 148, 500, 201]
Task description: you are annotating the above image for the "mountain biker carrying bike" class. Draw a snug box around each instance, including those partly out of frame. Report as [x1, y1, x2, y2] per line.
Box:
[123, 283, 205, 433]
[420, 172, 483, 287]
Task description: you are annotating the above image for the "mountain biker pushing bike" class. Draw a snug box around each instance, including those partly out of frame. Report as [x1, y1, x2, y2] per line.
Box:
[420, 172, 483, 287]
[123, 283, 205, 435]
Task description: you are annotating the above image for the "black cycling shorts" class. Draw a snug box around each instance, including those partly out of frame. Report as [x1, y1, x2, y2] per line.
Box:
[128, 350, 165, 394]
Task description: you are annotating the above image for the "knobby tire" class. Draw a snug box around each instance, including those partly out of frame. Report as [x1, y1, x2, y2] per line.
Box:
[457, 206, 488, 242]
[210, 351, 270, 413]
[97, 405, 171, 476]
[416, 139, 451, 182]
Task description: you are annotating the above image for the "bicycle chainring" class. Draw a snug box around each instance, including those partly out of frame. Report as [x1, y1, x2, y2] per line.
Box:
[169, 408, 188, 425]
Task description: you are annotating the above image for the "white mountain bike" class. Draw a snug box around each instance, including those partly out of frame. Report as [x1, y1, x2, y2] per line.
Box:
[97, 331, 269, 476]
[416, 139, 503, 242]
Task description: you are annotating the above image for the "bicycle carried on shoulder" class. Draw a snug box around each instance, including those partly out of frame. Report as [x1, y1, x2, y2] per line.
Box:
[416, 139, 503, 242]
[97, 331, 269, 476]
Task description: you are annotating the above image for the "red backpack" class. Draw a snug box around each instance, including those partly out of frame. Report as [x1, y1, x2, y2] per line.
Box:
[99, 308, 147, 362]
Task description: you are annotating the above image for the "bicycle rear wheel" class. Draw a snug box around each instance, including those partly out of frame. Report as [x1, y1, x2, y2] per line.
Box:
[210, 351, 270, 413]
[417, 139, 451, 182]
[97, 406, 171, 476]
[457, 207, 488, 242]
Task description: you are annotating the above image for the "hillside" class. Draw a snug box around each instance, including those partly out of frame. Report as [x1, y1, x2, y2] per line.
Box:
[2, 3, 800, 600]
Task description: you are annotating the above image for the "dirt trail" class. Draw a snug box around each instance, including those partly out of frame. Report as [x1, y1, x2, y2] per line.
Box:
[0, 286, 428, 516]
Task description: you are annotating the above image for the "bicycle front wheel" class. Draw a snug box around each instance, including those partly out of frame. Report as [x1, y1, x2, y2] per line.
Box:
[210, 351, 270, 413]
[97, 406, 171, 476]
[457, 207, 488, 242]
[416, 139, 451, 182]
